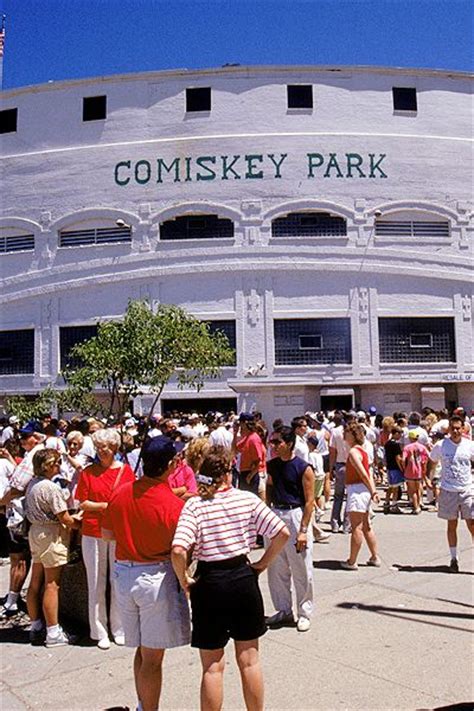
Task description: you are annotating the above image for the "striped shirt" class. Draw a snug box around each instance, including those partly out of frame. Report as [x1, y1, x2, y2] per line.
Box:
[172, 487, 286, 562]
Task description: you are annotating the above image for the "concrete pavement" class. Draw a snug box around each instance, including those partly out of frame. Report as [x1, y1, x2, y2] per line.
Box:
[0, 503, 473, 710]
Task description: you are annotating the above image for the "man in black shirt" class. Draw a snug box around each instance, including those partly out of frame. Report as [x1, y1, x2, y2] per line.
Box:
[384, 426, 404, 514]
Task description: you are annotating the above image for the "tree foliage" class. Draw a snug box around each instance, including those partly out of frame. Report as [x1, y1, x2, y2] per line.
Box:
[61, 300, 235, 421]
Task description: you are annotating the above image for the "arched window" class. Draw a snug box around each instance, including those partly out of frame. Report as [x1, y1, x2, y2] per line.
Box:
[374, 210, 450, 239]
[271, 212, 347, 238]
[0, 232, 34, 253]
[160, 214, 234, 241]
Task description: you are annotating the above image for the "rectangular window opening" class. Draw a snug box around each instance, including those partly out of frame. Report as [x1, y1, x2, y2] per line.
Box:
[392, 87, 417, 111]
[409, 333, 433, 348]
[287, 85, 313, 109]
[0, 108, 18, 134]
[83, 95, 107, 121]
[186, 87, 211, 112]
[299, 334, 323, 350]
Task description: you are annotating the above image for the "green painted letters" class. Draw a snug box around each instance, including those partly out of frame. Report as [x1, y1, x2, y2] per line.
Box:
[369, 154, 387, 178]
[196, 156, 217, 181]
[135, 160, 151, 185]
[157, 158, 181, 183]
[268, 153, 288, 179]
[114, 161, 131, 186]
[221, 155, 241, 180]
[245, 154, 264, 179]
[345, 153, 366, 178]
[324, 153, 344, 178]
[307, 153, 324, 178]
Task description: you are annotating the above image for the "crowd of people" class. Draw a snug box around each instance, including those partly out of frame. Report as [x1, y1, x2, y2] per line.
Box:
[0, 403, 472, 710]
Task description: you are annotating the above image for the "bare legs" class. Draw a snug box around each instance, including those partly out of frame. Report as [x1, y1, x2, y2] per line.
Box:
[406, 481, 420, 512]
[447, 518, 474, 548]
[26, 562, 44, 622]
[199, 640, 263, 711]
[134, 646, 165, 711]
[347, 512, 378, 566]
[9, 551, 31, 595]
[43, 566, 64, 626]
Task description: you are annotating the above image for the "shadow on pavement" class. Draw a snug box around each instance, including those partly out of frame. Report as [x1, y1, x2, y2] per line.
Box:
[336, 601, 473, 634]
[393, 563, 474, 575]
[312, 559, 344, 570]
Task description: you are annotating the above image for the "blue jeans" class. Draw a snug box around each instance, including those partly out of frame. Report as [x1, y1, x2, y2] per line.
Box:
[331, 463, 349, 529]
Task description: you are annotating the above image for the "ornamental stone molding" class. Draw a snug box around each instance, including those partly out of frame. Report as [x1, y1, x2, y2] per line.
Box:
[462, 295, 472, 321]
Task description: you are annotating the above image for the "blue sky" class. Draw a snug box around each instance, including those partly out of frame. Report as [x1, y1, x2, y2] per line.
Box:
[1, 0, 472, 89]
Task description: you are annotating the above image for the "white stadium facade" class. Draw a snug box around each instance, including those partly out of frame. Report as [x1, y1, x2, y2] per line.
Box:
[0, 64, 473, 421]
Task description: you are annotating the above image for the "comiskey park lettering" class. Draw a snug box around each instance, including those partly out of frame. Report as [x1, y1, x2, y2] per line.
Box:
[114, 152, 388, 186]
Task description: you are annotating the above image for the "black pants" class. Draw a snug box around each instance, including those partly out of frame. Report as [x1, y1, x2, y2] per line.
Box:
[238, 470, 259, 496]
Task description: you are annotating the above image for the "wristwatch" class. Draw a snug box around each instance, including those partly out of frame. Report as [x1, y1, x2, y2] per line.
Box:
[300, 526, 308, 534]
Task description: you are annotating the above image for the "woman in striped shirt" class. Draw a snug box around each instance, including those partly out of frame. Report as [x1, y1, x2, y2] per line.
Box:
[172, 446, 289, 711]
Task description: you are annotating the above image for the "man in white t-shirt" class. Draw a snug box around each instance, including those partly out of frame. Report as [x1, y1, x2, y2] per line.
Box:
[209, 417, 233, 450]
[428, 415, 474, 573]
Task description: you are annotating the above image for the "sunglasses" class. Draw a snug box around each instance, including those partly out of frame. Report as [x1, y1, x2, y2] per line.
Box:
[269, 438, 283, 445]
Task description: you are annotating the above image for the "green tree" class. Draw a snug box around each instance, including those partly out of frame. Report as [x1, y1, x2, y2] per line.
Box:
[62, 300, 235, 425]
[5, 386, 58, 424]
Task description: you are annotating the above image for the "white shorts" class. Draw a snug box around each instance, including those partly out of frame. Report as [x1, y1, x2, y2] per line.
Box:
[114, 560, 190, 649]
[346, 483, 371, 513]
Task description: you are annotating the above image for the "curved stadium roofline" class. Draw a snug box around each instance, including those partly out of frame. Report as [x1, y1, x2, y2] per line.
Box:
[1, 63, 473, 98]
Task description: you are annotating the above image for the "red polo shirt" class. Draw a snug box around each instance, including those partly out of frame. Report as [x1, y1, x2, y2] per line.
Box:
[103, 479, 184, 562]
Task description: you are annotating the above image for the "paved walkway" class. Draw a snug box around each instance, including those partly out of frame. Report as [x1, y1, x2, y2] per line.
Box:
[1, 503, 473, 710]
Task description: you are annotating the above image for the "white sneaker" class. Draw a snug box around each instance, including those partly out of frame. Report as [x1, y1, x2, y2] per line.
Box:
[296, 617, 311, 632]
[314, 531, 331, 543]
[97, 637, 111, 650]
[45, 628, 75, 647]
[265, 610, 294, 627]
[114, 634, 125, 646]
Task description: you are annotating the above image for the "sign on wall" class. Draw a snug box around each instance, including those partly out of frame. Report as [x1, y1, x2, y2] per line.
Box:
[114, 151, 388, 186]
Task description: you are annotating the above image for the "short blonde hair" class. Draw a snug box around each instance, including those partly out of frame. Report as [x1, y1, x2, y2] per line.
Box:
[185, 436, 211, 473]
[92, 428, 121, 451]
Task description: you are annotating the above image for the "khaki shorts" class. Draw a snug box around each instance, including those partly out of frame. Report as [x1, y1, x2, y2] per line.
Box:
[29, 523, 69, 568]
[437, 488, 473, 521]
[314, 478, 325, 499]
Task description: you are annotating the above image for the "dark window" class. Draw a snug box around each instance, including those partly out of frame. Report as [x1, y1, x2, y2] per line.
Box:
[60, 326, 98, 370]
[0, 108, 18, 134]
[375, 220, 449, 238]
[379, 318, 455, 363]
[272, 212, 347, 238]
[59, 226, 131, 247]
[0, 234, 34, 253]
[287, 85, 313, 109]
[0, 330, 34, 374]
[409, 333, 432, 348]
[392, 87, 417, 111]
[83, 95, 107, 121]
[274, 319, 351, 365]
[299, 334, 323, 350]
[160, 215, 234, 240]
[186, 87, 211, 112]
[204, 321, 236, 365]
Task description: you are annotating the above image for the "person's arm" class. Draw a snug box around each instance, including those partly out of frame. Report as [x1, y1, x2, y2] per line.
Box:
[79, 500, 108, 511]
[348, 449, 379, 502]
[57, 509, 82, 529]
[296, 465, 315, 553]
[171, 545, 196, 594]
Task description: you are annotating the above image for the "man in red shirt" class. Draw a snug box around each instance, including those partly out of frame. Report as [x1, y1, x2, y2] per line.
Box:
[103, 436, 190, 711]
[233, 413, 266, 495]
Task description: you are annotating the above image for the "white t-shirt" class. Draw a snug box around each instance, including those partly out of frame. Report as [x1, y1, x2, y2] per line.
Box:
[209, 426, 233, 450]
[308, 451, 325, 480]
[429, 438, 474, 492]
[329, 426, 349, 463]
[294, 434, 310, 464]
[0, 458, 15, 499]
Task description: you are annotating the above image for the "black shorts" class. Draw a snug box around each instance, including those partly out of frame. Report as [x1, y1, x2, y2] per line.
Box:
[8, 531, 30, 556]
[322, 454, 330, 473]
[190, 555, 266, 649]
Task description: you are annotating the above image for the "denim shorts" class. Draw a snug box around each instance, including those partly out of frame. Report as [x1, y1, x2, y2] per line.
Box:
[388, 469, 405, 487]
[114, 560, 190, 649]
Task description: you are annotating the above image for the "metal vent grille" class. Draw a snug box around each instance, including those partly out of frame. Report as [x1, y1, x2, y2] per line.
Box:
[0, 234, 35, 253]
[379, 318, 455, 363]
[59, 226, 132, 247]
[274, 319, 351, 365]
[272, 212, 347, 238]
[160, 215, 234, 240]
[0, 329, 35, 374]
[375, 221, 449, 238]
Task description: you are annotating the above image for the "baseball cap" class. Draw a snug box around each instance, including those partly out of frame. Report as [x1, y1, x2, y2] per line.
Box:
[19, 420, 42, 437]
[239, 412, 255, 422]
[368, 406, 377, 414]
[142, 435, 185, 471]
[9, 416, 19, 425]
